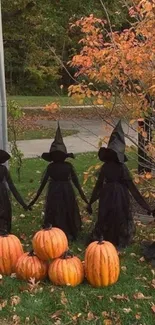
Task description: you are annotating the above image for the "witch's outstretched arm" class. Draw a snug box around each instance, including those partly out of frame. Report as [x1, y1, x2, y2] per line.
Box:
[89, 167, 104, 205]
[28, 168, 49, 207]
[70, 165, 88, 204]
[127, 180, 151, 212]
[4, 166, 27, 209]
[123, 165, 151, 213]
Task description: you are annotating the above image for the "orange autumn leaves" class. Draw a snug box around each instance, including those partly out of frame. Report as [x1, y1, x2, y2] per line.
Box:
[68, 1, 155, 117]
[44, 102, 60, 113]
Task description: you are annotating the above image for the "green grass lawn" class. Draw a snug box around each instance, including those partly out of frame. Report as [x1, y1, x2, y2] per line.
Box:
[7, 95, 89, 107]
[8, 128, 78, 141]
[1, 152, 155, 325]
[7, 95, 134, 119]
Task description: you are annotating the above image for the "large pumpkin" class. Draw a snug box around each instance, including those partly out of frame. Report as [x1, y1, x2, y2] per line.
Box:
[32, 225, 68, 261]
[0, 231, 23, 275]
[48, 251, 84, 287]
[16, 250, 48, 281]
[85, 238, 120, 287]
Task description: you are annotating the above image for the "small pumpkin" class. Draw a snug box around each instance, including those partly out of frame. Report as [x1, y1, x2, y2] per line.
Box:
[16, 250, 48, 281]
[0, 231, 23, 275]
[32, 224, 68, 261]
[84, 237, 120, 287]
[48, 250, 84, 287]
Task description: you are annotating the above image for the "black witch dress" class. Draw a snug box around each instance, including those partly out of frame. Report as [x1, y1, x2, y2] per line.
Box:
[88, 161, 151, 247]
[29, 122, 88, 239]
[87, 120, 151, 248]
[29, 161, 87, 239]
[0, 163, 27, 233]
[141, 240, 155, 267]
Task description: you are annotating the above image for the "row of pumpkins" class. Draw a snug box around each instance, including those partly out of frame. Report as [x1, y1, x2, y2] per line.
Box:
[0, 226, 120, 287]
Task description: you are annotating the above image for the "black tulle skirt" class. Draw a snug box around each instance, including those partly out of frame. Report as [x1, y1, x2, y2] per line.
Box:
[43, 180, 81, 239]
[92, 182, 135, 247]
[0, 182, 12, 233]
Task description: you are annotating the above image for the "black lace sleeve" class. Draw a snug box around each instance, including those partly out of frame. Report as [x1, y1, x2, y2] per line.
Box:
[70, 164, 88, 204]
[89, 166, 104, 205]
[123, 165, 151, 212]
[4, 166, 27, 208]
[29, 167, 49, 207]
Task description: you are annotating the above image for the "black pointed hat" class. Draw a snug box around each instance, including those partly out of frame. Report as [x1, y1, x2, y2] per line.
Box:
[41, 122, 74, 162]
[0, 149, 10, 164]
[98, 120, 127, 163]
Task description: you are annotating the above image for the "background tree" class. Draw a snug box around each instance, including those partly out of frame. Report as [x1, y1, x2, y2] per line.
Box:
[2, 0, 129, 94]
[65, 0, 155, 197]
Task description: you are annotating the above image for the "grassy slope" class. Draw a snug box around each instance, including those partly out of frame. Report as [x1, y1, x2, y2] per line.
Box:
[8, 128, 78, 141]
[7, 96, 83, 107]
[1, 152, 155, 325]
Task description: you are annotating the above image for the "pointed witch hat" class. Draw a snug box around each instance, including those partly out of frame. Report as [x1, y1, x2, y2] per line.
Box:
[0, 149, 11, 164]
[41, 122, 74, 162]
[98, 120, 127, 163]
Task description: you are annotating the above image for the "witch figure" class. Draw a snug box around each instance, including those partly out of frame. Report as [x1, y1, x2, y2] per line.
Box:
[0, 149, 28, 233]
[28, 122, 88, 240]
[141, 240, 155, 267]
[87, 120, 152, 249]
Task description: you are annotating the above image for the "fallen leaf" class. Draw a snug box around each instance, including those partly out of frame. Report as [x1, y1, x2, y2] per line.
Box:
[103, 320, 112, 325]
[133, 292, 151, 300]
[12, 314, 20, 325]
[28, 277, 40, 293]
[135, 276, 147, 281]
[54, 320, 61, 325]
[72, 313, 82, 321]
[61, 291, 68, 305]
[130, 253, 136, 257]
[151, 304, 155, 313]
[121, 266, 127, 272]
[19, 233, 27, 241]
[77, 247, 82, 252]
[134, 176, 140, 184]
[0, 274, 3, 280]
[102, 311, 110, 318]
[0, 299, 7, 311]
[145, 172, 152, 180]
[113, 294, 129, 301]
[135, 312, 141, 319]
[20, 214, 25, 218]
[51, 310, 63, 319]
[151, 279, 155, 288]
[123, 308, 132, 313]
[10, 273, 17, 279]
[87, 311, 95, 320]
[139, 256, 145, 262]
[10, 296, 21, 306]
[97, 295, 104, 300]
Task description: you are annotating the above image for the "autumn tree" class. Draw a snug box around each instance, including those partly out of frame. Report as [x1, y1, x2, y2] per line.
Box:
[58, 0, 154, 198]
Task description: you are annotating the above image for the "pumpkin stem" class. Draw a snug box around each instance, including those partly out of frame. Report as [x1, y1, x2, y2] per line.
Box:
[61, 250, 74, 259]
[28, 250, 36, 257]
[42, 223, 53, 230]
[98, 235, 104, 244]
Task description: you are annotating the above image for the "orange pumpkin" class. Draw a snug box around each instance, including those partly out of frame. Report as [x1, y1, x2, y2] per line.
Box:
[32, 225, 68, 261]
[16, 250, 48, 281]
[0, 231, 23, 275]
[85, 238, 120, 287]
[48, 251, 84, 287]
